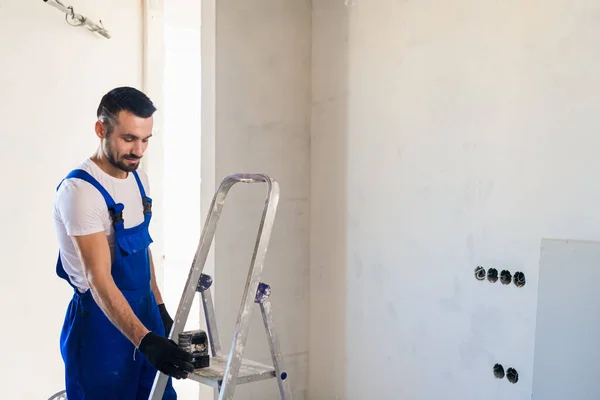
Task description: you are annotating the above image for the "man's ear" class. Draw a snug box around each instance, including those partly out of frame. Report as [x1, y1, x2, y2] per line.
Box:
[95, 120, 107, 139]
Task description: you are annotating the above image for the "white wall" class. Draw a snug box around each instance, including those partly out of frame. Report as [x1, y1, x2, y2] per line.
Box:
[208, 1, 312, 398]
[0, 2, 145, 398]
[310, 1, 600, 399]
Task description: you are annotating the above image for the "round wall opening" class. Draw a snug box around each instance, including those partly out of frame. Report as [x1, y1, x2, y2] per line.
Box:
[500, 270, 512, 285]
[513, 271, 526, 287]
[507, 367, 519, 383]
[493, 363, 505, 379]
[474, 266, 486, 281]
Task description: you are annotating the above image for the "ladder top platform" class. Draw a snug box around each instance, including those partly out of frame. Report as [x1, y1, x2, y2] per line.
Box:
[188, 355, 277, 388]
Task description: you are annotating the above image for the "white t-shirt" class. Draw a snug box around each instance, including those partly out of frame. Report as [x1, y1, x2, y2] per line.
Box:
[53, 158, 151, 292]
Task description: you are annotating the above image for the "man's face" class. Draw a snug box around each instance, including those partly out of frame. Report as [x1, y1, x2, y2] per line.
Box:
[102, 110, 153, 173]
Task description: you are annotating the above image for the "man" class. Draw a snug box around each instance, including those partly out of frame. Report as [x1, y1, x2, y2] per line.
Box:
[53, 87, 194, 399]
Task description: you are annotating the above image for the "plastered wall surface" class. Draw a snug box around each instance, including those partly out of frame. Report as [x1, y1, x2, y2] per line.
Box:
[0, 2, 143, 398]
[211, 1, 311, 398]
[310, 1, 600, 399]
[310, 1, 349, 398]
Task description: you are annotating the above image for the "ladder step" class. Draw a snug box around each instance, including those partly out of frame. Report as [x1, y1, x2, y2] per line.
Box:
[188, 355, 277, 388]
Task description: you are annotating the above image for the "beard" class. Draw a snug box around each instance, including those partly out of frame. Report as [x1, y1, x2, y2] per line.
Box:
[104, 140, 141, 173]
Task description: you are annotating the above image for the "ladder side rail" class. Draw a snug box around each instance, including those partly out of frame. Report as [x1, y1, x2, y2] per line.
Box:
[201, 286, 223, 356]
[218, 179, 280, 400]
[260, 300, 293, 399]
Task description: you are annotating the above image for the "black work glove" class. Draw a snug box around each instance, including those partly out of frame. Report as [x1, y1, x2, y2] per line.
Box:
[138, 332, 194, 379]
[158, 303, 173, 336]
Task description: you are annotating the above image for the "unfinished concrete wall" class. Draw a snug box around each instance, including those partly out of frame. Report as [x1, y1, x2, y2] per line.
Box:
[0, 1, 144, 398]
[209, 1, 311, 398]
[309, 1, 348, 398]
[310, 1, 600, 399]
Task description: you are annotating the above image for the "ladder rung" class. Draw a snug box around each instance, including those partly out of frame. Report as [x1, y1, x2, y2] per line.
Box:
[188, 355, 277, 388]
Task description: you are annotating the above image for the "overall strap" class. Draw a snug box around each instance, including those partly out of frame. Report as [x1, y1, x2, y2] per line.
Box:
[132, 170, 152, 216]
[58, 169, 125, 231]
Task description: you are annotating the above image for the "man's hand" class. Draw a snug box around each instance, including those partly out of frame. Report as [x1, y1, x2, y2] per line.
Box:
[138, 332, 195, 379]
[158, 303, 173, 336]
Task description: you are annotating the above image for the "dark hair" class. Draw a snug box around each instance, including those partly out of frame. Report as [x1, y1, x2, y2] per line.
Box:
[96, 86, 157, 134]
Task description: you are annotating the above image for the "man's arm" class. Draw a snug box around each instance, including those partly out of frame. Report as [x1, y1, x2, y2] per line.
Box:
[142, 174, 165, 307]
[149, 248, 164, 304]
[73, 232, 149, 347]
[149, 247, 174, 336]
[72, 232, 193, 378]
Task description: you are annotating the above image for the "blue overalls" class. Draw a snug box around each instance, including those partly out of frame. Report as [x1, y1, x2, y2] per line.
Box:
[55, 169, 177, 400]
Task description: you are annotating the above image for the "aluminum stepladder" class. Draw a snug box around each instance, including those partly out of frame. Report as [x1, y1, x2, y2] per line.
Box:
[149, 173, 293, 400]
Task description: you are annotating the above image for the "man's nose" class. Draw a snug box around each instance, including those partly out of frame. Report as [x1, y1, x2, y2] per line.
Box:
[132, 141, 144, 156]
